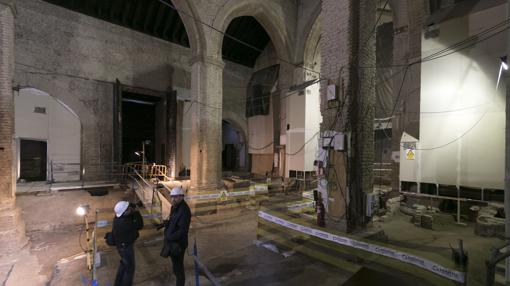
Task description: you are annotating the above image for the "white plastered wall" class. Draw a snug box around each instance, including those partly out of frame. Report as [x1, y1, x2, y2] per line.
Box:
[15, 88, 81, 182]
[402, 4, 507, 190]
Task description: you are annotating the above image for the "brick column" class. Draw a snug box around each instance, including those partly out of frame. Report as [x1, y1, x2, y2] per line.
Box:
[166, 91, 177, 178]
[320, 0, 375, 231]
[189, 56, 224, 192]
[0, 1, 28, 257]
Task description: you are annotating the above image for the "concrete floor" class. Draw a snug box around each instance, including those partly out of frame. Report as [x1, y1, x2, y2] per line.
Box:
[373, 210, 502, 286]
[13, 188, 504, 286]
[16, 189, 352, 286]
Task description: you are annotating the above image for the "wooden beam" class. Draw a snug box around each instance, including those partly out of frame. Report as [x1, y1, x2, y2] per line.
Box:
[132, 0, 144, 29]
[85, 0, 98, 15]
[153, 2, 166, 36]
[143, 1, 156, 32]
[179, 29, 189, 47]
[109, 0, 118, 22]
[163, 11, 179, 40]
[170, 16, 183, 43]
[121, 0, 132, 26]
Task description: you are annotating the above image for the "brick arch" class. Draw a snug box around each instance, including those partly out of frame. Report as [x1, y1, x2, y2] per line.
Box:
[170, 0, 204, 56]
[295, 0, 321, 65]
[303, 16, 321, 74]
[222, 111, 247, 142]
[211, 0, 292, 62]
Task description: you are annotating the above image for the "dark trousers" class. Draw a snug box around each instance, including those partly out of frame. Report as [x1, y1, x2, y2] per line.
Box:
[114, 243, 135, 286]
[170, 250, 185, 286]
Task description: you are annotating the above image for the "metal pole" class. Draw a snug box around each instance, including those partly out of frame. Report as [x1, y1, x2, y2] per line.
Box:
[84, 215, 91, 270]
[50, 160, 54, 183]
[505, 2, 510, 277]
[457, 187, 461, 224]
[142, 142, 146, 178]
[504, 2, 510, 281]
[92, 209, 98, 281]
[194, 240, 200, 286]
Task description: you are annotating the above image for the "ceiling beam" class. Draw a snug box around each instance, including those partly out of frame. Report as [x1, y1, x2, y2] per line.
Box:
[109, 0, 118, 22]
[143, 1, 157, 32]
[170, 15, 183, 43]
[121, 0, 132, 26]
[162, 10, 177, 40]
[132, 0, 145, 29]
[153, 3, 166, 36]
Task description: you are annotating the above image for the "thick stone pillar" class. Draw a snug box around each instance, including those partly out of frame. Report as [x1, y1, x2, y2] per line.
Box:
[0, 1, 28, 257]
[189, 56, 224, 191]
[166, 91, 177, 178]
[320, 0, 375, 231]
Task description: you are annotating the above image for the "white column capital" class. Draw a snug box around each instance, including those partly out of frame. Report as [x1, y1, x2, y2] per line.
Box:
[190, 54, 225, 69]
[0, 1, 16, 17]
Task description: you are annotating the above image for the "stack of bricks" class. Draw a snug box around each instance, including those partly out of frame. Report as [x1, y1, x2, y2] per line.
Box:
[420, 214, 433, 229]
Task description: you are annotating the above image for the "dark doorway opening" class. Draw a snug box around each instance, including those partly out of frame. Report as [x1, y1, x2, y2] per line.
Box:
[122, 92, 159, 164]
[222, 120, 246, 171]
[19, 139, 47, 182]
[374, 129, 392, 163]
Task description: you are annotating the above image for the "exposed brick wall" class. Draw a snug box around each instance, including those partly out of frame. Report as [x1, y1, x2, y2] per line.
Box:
[0, 4, 15, 199]
[12, 0, 250, 180]
[320, 0, 376, 229]
[356, 0, 376, 196]
[320, 0, 353, 131]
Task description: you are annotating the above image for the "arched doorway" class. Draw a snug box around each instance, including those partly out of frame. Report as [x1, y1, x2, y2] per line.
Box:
[221, 15, 281, 176]
[15, 88, 81, 183]
[222, 120, 247, 172]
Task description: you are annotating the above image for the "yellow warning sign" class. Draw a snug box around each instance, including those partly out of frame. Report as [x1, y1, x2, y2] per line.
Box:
[218, 190, 229, 202]
[406, 149, 415, 160]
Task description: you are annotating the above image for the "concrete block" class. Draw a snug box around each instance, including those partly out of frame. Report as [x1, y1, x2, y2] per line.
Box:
[420, 214, 433, 229]
[411, 213, 421, 225]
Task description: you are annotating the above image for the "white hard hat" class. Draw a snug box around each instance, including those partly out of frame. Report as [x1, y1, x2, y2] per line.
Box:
[114, 201, 129, 217]
[170, 187, 184, 196]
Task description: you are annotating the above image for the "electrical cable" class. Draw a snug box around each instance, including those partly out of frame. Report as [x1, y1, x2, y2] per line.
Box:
[78, 224, 87, 252]
[19, 1, 509, 159]
[157, 0, 322, 79]
[370, 13, 510, 151]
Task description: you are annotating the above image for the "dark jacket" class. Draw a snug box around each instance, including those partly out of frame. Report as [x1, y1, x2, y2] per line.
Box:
[112, 210, 144, 245]
[164, 200, 191, 249]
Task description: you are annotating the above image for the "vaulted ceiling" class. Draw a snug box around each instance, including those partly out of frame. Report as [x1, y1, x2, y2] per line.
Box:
[43, 0, 190, 47]
[222, 16, 271, 67]
[43, 1, 272, 67]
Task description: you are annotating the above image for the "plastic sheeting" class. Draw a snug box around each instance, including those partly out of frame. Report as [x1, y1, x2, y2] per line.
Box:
[376, 22, 394, 119]
[246, 64, 279, 117]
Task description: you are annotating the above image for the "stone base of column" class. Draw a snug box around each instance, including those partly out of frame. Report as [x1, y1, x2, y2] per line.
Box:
[0, 200, 46, 285]
[190, 183, 223, 193]
[187, 184, 225, 216]
[0, 200, 28, 261]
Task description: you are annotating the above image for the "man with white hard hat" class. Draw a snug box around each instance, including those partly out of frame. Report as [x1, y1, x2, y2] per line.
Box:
[162, 187, 191, 286]
[111, 200, 143, 286]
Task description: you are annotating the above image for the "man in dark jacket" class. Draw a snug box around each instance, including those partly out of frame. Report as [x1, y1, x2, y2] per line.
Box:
[112, 201, 144, 286]
[164, 187, 191, 286]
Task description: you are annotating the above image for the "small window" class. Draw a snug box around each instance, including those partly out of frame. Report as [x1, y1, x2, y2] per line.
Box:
[34, 107, 46, 114]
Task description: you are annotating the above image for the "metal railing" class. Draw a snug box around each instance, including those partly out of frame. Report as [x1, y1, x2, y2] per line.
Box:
[486, 242, 510, 286]
[123, 163, 169, 181]
[50, 161, 123, 184]
[90, 207, 221, 286]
